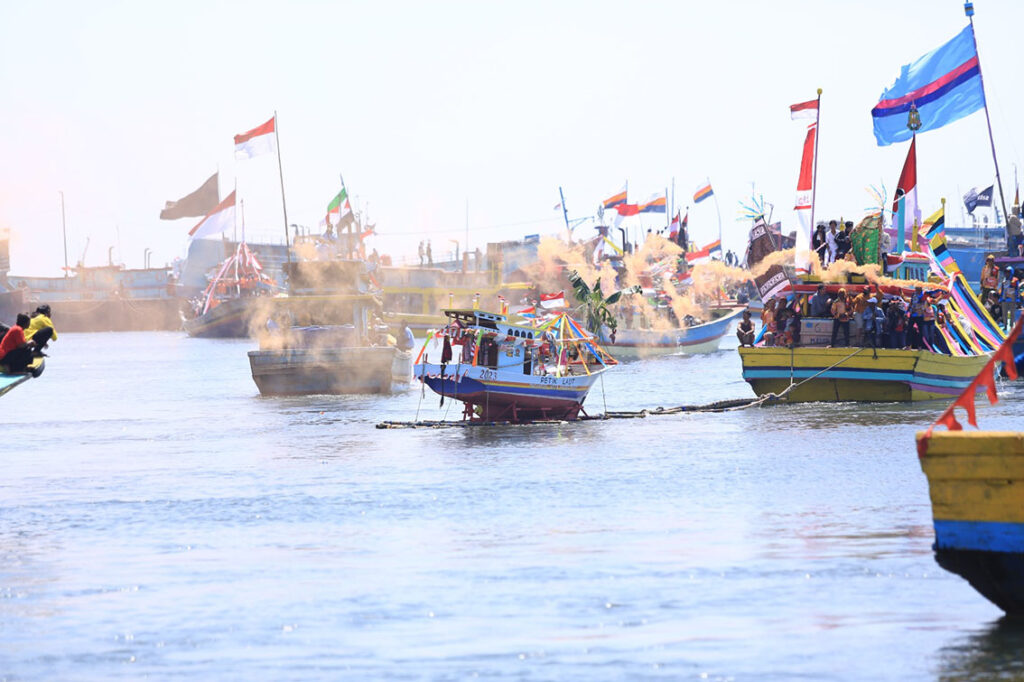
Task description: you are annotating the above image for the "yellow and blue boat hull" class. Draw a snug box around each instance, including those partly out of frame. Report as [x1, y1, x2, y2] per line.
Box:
[918, 431, 1024, 614]
[739, 347, 990, 402]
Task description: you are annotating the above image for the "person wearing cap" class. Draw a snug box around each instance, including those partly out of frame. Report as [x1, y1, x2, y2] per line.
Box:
[980, 254, 1000, 303]
[886, 297, 908, 349]
[862, 296, 884, 348]
[24, 304, 56, 356]
[829, 288, 851, 347]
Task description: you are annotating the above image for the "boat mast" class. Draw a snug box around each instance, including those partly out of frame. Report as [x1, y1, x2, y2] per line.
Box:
[965, 1, 1009, 237]
[273, 111, 292, 267]
[710, 177, 723, 247]
[58, 190, 68, 277]
[558, 186, 570, 239]
[809, 88, 822, 247]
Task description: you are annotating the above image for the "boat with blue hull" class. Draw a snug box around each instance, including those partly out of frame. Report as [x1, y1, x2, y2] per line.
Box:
[0, 357, 44, 398]
[604, 307, 744, 359]
[416, 309, 616, 422]
[917, 316, 1024, 614]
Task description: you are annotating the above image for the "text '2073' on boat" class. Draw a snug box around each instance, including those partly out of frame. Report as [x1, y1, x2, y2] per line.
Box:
[917, 315, 1024, 615]
[415, 308, 617, 423]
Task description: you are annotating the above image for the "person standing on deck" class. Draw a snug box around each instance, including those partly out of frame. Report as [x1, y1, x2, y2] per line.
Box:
[809, 284, 830, 318]
[825, 221, 839, 266]
[829, 288, 851, 347]
[908, 287, 927, 349]
[418, 241, 425, 266]
[862, 297, 884, 349]
[980, 254, 999, 303]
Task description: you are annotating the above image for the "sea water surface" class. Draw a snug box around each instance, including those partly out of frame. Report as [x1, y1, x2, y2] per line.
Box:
[2, 331, 1023, 680]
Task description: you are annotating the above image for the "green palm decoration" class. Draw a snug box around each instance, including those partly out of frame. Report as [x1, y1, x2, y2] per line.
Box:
[568, 270, 640, 334]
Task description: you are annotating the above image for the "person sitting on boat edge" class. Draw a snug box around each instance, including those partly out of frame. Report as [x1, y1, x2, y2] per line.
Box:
[829, 288, 851, 348]
[736, 309, 755, 347]
[25, 304, 56, 356]
[397, 320, 415, 352]
[0, 314, 39, 374]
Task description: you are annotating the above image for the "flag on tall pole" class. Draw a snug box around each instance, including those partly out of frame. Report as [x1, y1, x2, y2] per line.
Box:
[602, 182, 628, 210]
[792, 92, 821, 274]
[693, 182, 713, 203]
[893, 136, 921, 252]
[188, 190, 236, 240]
[234, 117, 277, 159]
[638, 193, 666, 213]
[160, 172, 220, 220]
[871, 25, 985, 146]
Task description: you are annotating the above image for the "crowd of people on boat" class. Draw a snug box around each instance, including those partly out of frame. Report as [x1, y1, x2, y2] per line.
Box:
[0, 305, 57, 373]
[736, 283, 978, 354]
[980, 254, 1024, 329]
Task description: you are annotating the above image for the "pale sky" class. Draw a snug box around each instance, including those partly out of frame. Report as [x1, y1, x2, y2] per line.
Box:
[3, 0, 1023, 275]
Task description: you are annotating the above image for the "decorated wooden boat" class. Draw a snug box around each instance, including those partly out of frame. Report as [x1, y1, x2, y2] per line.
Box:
[0, 356, 44, 398]
[415, 309, 616, 422]
[740, 345, 989, 402]
[917, 316, 1024, 614]
[184, 241, 278, 338]
[605, 307, 744, 359]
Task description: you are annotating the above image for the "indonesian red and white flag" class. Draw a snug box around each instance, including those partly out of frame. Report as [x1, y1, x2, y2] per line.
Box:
[540, 291, 567, 309]
[793, 122, 817, 273]
[234, 116, 277, 160]
[790, 98, 818, 120]
[189, 190, 236, 240]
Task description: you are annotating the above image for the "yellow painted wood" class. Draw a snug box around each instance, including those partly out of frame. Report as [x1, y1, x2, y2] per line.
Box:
[917, 432, 1024, 524]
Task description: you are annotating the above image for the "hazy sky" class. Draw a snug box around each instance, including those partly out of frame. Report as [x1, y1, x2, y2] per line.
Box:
[3, 0, 1023, 275]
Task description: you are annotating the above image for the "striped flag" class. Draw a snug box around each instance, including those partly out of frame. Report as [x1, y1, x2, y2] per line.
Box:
[234, 116, 276, 159]
[871, 25, 985, 146]
[790, 98, 818, 120]
[693, 182, 713, 203]
[189, 190, 236, 240]
[602, 182, 627, 210]
[638, 193, 666, 214]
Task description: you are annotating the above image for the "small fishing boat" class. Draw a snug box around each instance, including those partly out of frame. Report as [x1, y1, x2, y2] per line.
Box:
[248, 324, 412, 396]
[917, 316, 1024, 615]
[607, 307, 743, 359]
[0, 356, 44, 398]
[415, 309, 616, 422]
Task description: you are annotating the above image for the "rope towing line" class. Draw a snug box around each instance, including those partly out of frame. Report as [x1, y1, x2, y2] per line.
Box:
[377, 347, 870, 428]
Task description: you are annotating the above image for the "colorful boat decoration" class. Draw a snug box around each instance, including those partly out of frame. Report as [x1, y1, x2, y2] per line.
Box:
[184, 241, 278, 338]
[415, 309, 616, 422]
[917, 315, 1024, 615]
[605, 307, 744, 359]
[0, 356, 44, 398]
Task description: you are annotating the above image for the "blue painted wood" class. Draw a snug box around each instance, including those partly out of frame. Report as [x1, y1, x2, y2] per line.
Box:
[934, 519, 1024, 554]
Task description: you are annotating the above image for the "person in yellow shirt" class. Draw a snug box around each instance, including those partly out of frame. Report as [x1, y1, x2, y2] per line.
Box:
[24, 304, 56, 355]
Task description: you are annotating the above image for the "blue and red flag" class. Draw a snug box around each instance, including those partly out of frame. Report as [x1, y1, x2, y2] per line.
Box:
[871, 25, 985, 146]
[602, 182, 627, 210]
[693, 182, 713, 203]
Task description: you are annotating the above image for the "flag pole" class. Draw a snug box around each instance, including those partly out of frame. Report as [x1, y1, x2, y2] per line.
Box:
[710, 177, 723, 247]
[809, 89, 822, 245]
[965, 2, 1009, 237]
[273, 111, 292, 267]
[58, 191, 69, 277]
[558, 186, 570, 239]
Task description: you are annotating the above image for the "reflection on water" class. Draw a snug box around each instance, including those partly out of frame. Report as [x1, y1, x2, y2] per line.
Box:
[0, 332, 1021, 679]
[935, 618, 1024, 681]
